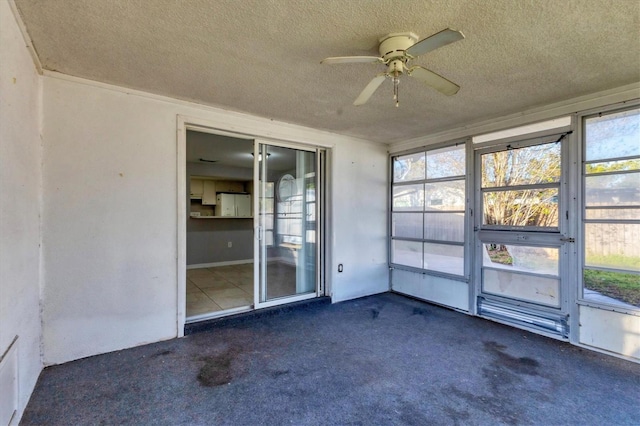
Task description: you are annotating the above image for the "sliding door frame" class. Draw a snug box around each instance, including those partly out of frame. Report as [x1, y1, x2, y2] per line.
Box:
[253, 138, 326, 309]
[177, 115, 332, 336]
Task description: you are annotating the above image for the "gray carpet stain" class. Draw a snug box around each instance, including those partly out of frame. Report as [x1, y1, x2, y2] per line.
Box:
[443, 341, 545, 425]
[446, 385, 521, 425]
[412, 307, 429, 317]
[270, 369, 290, 378]
[443, 406, 471, 426]
[398, 400, 431, 425]
[484, 341, 540, 376]
[149, 349, 173, 358]
[197, 347, 243, 387]
[370, 303, 385, 319]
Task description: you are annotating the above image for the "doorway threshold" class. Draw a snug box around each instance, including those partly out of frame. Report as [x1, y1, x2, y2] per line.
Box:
[186, 305, 253, 325]
[184, 296, 331, 335]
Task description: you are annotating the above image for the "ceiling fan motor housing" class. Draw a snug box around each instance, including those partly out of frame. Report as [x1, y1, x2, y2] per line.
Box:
[378, 32, 418, 61]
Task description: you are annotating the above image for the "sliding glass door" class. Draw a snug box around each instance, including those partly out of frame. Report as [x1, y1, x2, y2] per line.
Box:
[254, 141, 322, 308]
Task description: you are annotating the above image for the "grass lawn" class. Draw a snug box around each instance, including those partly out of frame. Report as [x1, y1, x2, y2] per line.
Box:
[584, 269, 640, 307]
[487, 246, 512, 265]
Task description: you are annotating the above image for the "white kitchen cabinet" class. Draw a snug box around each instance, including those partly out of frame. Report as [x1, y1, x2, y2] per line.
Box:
[215, 193, 252, 217]
[202, 180, 217, 205]
[215, 180, 245, 193]
[190, 178, 204, 199]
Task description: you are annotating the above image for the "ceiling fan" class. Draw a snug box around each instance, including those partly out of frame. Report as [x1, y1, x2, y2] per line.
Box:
[321, 29, 465, 107]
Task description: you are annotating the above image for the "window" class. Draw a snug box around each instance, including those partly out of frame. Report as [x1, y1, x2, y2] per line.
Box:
[582, 107, 640, 309]
[391, 144, 466, 276]
[480, 141, 561, 230]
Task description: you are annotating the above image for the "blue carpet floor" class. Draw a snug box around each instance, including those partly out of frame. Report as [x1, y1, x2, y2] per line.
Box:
[21, 293, 640, 425]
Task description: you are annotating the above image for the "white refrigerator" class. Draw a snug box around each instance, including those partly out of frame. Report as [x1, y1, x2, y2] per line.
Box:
[215, 193, 251, 217]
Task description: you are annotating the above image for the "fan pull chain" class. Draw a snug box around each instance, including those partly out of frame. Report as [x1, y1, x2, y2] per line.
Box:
[393, 72, 400, 107]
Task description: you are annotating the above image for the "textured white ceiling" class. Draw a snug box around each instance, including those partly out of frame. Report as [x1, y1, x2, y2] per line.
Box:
[15, 0, 640, 144]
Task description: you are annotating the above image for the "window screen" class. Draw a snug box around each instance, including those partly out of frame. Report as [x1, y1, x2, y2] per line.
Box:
[582, 107, 640, 309]
[391, 144, 466, 277]
[480, 141, 561, 230]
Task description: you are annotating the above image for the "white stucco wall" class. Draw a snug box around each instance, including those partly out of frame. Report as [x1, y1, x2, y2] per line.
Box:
[41, 74, 388, 364]
[0, 0, 43, 420]
[330, 140, 389, 302]
[41, 77, 178, 364]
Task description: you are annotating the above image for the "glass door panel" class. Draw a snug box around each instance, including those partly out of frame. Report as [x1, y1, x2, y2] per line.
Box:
[256, 143, 318, 305]
[481, 243, 560, 307]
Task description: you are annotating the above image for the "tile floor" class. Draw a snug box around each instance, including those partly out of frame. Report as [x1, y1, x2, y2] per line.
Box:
[186, 262, 299, 317]
[187, 264, 253, 317]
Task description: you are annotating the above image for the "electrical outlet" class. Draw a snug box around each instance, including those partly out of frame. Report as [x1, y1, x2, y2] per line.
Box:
[227, 241, 232, 248]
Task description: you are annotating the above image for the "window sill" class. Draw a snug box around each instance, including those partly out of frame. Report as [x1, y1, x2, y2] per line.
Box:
[390, 264, 469, 283]
[576, 299, 640, 317]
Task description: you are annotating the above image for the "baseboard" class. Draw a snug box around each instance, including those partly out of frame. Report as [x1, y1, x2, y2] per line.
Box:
[187, 259, 253, 269]
[185, 296, 332, 335]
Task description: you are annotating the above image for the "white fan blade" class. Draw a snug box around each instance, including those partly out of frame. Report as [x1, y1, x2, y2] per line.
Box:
[408, 66, 460, 96]
[354, 74, 387, 106]
[405, 28, 464, 58]
[321, 56, 383, 65]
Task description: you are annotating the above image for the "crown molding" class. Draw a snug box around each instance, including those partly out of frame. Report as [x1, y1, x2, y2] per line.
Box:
[391, 83, 640, 153]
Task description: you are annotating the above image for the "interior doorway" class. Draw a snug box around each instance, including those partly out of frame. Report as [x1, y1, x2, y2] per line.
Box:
[185, 131, 255, 319]
[183, 130, 325, 322]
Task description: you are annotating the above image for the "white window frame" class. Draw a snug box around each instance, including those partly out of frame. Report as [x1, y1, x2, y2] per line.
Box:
[576, 102, 640, 316]
[389, 140, 468, 281]
[476, 133, 567, 233]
